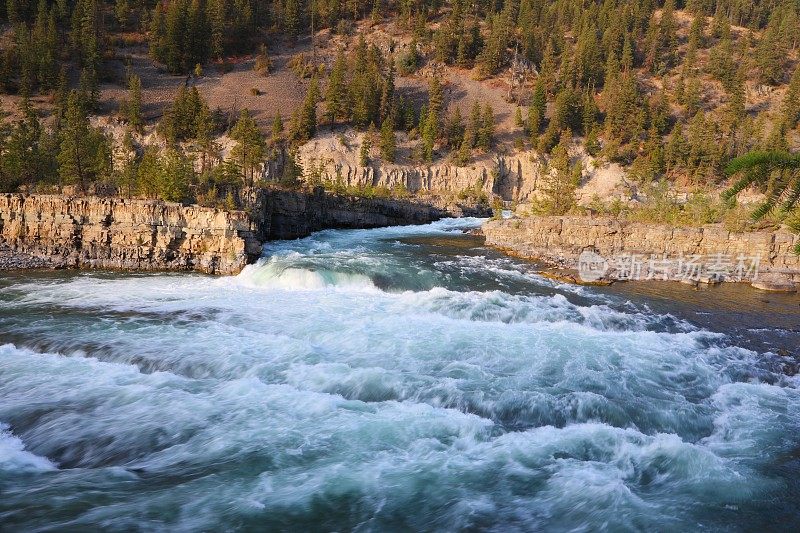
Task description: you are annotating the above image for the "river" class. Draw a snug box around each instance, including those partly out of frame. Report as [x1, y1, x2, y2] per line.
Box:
[1, 218, 799, 531]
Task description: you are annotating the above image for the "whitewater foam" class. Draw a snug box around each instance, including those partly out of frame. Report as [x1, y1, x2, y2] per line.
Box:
[1, 219, 798, 530]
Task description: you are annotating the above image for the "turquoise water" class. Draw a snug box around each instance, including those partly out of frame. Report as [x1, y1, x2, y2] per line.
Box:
[1, 218, 799, 531]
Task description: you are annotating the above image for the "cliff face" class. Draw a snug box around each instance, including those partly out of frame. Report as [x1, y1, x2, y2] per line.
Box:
[295, 132, 632, 205]
[483, 216, 800, 289]
[0, 194, 261, 274]
[297, 132, 544, 202]
[0, 190, 489, 274]
[244, 187, 489, 241]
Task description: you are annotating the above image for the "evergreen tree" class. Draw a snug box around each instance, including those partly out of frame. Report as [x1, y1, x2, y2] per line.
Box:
[271, 112, 285, 146]
[575, 21, 603, 87]
[665, 122, 687, 175]
[325, 48, 348, 123]
[0, 101, 50, 191]
[379, 114, 396, 162]
[291, 77, 318, 143]
[444, 107, 464, 150]
[159, 148, 193, 201]
[360, 127, 373, 166]
[195, 101, 218, 172]
[527, 77, 546, 139]
[125, 73, 143, 133]
[539, 130, 577, 215]
[724, 151, 800, 239]
[57, 91, 110, 190]
[783, 65, 800, 130]
[229, 108, 266, 184]
[477, 104, 494, 151]
[756, 11, 788, 85]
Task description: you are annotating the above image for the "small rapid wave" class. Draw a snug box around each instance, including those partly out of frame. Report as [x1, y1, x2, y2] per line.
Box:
[237, 258, 377, 291]
[0, 420, 57, 474]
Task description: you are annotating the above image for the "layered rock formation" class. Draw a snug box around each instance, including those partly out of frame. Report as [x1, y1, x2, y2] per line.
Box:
[0, 194, 260, 274]
[296, 132, 632, 205]
[244, 187, 489, 241]
[297, 132, 543, 201]
[0, 189, 489, 274]
[483, 216, 800, 290]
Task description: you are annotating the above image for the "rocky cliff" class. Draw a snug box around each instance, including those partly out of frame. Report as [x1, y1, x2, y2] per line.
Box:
[243, 187, 489, 241]
[0, 194, 261, 274]
[296, 131, 631, 205]
[483, 216, 800, 291]
[0, 190, 489, 274]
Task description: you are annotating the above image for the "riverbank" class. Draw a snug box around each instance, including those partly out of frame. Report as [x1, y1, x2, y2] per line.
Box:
[482, 216, 800, 292]
[0, 190, 489, 274]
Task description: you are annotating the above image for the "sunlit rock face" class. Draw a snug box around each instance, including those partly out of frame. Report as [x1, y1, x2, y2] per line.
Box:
[0, 194, 259, 274]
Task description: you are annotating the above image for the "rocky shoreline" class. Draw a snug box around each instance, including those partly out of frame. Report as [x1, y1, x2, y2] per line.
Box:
[0, 190, 489, 275]
[482, 216, 800, 292]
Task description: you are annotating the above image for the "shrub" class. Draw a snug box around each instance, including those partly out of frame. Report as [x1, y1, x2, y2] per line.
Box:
[254, 45, 272, 76]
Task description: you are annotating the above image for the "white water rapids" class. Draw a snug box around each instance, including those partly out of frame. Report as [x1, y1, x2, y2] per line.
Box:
[1, 218, 799, 531]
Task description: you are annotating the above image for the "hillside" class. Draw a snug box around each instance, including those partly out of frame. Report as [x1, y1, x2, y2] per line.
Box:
[1, 0, 799, 222]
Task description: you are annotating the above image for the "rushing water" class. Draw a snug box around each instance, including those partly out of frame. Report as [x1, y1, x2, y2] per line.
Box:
[2, 218, 800, 531]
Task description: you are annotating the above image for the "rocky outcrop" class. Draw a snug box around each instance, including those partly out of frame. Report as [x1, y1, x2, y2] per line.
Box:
[0, 194, 261, 274]
[297, 132, 544, 201]
[243, 187, 490, 241]
[0, 189, 490, 274]
[483, 216, 800, 291]
[296, 131, 633, 205]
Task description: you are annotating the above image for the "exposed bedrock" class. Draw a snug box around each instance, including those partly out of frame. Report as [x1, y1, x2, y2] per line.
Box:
[483, 216, 800, 291]
[0, 189, 489, 274]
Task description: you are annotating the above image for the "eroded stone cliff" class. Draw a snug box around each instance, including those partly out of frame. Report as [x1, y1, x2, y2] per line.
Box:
[0, 189, 490, 274]
[295, 132, 632, 205]
[0, 194, 261, 274]
[483, 216, 800, 290]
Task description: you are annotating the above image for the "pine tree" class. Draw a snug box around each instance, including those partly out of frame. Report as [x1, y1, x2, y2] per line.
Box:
[1, 101, 47, 191]
[325, 48, 348, 123]
[575, 21, 603, 87]
[783, 65, 800, 130]
[444, 107, 464, 150]
[115, 0, 131, 30]
[528, 77, 546, 139]
[291, 78, 318, 143]
[78, 67, 99, 111]
[379, 114, 396, 162]
[31, 0, 56, 90]
[421, 107, 438, 162]
[271, 112, 284, 146]
[620, 34, 634, 73]
[125, 73, 143, 133]
[208, 0, 225, 60]
[195, 102, 217, 172]
[379, 54, 395, 123]
[229, 109, 266, 184]
[136, 145, 162, 198]
[658, 0, 678, 69]
[756, 11, 788, 85]
[709, 27, 737, 90]
[582, 91, 598, 137]
[539, 130, 577, 215]
[478, 104, 494, 151]
[159, 148, 192, 201]
[360, 126, 373, 166]
[57, 91, 109, 190]
[724, 151, 800, 239]
[539, 40, 556, 92]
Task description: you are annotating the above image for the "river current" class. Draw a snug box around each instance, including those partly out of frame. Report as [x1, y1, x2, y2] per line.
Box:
[1, 218, 799, 531]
